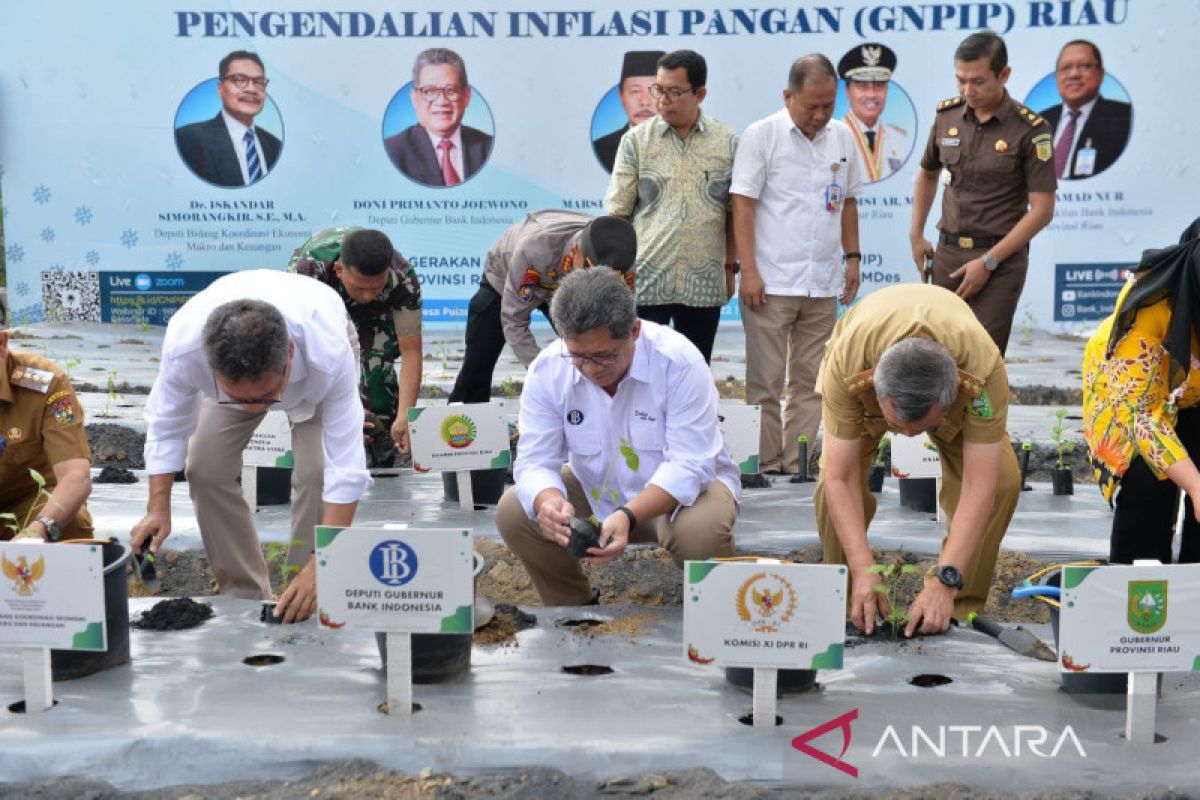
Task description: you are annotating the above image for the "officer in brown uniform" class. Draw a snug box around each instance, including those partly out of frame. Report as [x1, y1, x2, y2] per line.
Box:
[813, 284, 1020, 635]
[909, 30, 1056, 355]
[0, 295, 94, 541]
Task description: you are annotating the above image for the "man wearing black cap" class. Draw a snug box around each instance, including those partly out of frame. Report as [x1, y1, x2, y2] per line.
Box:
[449, 211, 638, 403]
[593, 50, 665, 173]
[838, 43, 910, 183]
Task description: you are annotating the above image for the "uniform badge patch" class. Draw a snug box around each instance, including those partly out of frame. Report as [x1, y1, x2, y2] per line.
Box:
[518, 268, 541, 304]
[969, 389, 993, 418]
[50, 397, 78, 426]
[1035, 139, 1053, 162]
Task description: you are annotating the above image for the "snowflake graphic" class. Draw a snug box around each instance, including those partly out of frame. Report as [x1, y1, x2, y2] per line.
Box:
[6, 243, 24, 263]
[49, 263, 64, 272]
[165, 252, 184, 271]
[120, 229, 139, 248]
[40, 227, 55, 243]
[15, 282, 30, 298]
[74, 206, 93, 225]
[85, 249, 100, 266]
[32, 185, 51, 204]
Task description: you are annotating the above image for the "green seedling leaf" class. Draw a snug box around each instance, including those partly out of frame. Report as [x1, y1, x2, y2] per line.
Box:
[610, 490, 619, 503]
[589, 488, 600, 501]
[866, 564, 888, 575]
[618, 438, 639, 471]
[900, 564, 921, 575]
[872, 584, 889, 594]
[29, 469, 46, 489]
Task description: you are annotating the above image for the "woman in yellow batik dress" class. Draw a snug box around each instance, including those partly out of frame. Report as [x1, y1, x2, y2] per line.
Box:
[1083, 218, 1200, 564]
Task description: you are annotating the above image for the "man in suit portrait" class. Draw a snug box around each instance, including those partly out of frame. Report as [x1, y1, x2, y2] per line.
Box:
[1040, 40, 1131, 180]
[838, 43, 910, 183]
[592, 50, 664, 173]
[384, 48, 492, 187]
[175, 50, 282, 188]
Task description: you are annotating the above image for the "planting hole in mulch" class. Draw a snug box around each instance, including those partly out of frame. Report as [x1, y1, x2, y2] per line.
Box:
[556, 618, 603, 628]
[8, 700, 59, 714]
[562, 664, 614, 676]
[738, 713, 783, 726]
[132, 598, 214, 631]
[243, 654, 285, 667]
[378, 702, 423, 714]
[909, 674, 953, 688]
[1118, 732, 1168, 744]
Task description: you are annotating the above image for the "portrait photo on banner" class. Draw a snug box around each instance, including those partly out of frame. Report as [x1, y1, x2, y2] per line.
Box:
[381, 47, 496, 188]
[1023, 38, 1133, 181]
[834, 42, 917, 185]
[590, 49, 665, 174]
[174, 50, 285, 189]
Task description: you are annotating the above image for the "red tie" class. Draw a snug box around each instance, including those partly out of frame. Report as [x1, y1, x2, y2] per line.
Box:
[1054, 110, 1079, 178]
[438, 138, 461, 186]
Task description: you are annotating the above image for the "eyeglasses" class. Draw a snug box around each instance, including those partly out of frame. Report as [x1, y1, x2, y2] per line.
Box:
[212, 371, 284, 407]
[1056, 62, 1099, 75]
[416, 84, 464, 102]
[648, 84, 695, 101]
[222, 74, 269, 89]
[561, 350, 622, 368]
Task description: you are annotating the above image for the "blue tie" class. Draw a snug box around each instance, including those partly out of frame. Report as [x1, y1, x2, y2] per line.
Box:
[244, 129, 263, 184]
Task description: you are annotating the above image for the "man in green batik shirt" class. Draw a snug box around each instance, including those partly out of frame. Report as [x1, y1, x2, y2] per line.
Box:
[289, 227, 423, 457]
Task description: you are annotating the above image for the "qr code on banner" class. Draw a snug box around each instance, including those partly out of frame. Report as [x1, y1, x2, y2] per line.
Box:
[42, 271, 101, 322]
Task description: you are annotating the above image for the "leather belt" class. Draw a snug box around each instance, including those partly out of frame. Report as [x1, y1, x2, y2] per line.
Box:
[940, 232, 1002, 249]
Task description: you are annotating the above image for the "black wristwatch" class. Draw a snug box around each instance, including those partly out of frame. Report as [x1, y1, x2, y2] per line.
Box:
[724, 261, 740, 275]
[615, 505, 638, 530]
[931, 564, 964, 590]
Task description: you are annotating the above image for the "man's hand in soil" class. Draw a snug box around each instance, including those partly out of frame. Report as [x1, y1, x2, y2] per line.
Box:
[585, 510, 630, 565]
[904, 581, 956, 636]
[391, 414, 411, 454]
[131, 512, 171, 556]
[849, 567, 887, 635]
[534, 492, 573, 547]
[275, 557, 317, 624]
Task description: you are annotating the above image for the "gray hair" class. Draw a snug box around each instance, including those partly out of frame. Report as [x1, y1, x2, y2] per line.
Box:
[202, 299, 289, 382]
[412, 47, 467, 87]
[874, 338, 958, 422]
[550, 268, 636, 340]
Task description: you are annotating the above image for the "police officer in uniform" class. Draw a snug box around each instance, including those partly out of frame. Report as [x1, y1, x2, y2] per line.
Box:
[813, 284, 1020, 635]
[0, 294, 94, 541]
[837, 42, 910, 183]
[909, 31, 1056, 354]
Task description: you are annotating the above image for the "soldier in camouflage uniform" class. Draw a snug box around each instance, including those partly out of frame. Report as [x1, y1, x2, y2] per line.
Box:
[289, 227, 423, 460]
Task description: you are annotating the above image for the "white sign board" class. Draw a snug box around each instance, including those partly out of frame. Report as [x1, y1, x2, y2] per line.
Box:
[0, 542, 106, 650]
[315, 526, 474, 634]
[1059, 564, 1200, 674]
[718, 401, 761, 475]
[890, 433, 941, 479]
[244, 411, 294, 468]
[683, 561, 846, 669]
[408, 403, 511, 473]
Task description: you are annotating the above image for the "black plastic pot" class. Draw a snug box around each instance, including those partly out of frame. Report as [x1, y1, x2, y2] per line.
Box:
[567, 517, 601, 559]
[725, 667, 817, 696]
[442, 468, 506, 506]
[256, 466, 292, 506]
[51, 539, 132, 681]
[1051, 468, 1074, 496]
[867, 465, 886, 493]
[898, 476, 937, 513]
[1041, 569, 1126, 694]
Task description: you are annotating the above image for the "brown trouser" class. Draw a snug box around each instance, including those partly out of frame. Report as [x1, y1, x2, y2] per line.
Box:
[932, 244, 1028, 355]
[813, 431, 1020, 619]
[185, 399, 325, 599]
[497, 466, 737, 605]
[0, 493, 93, 540]
[741, 295, 837, 473]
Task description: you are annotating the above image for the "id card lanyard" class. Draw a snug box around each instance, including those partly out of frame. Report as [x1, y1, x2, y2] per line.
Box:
[825, 158, 846, 212]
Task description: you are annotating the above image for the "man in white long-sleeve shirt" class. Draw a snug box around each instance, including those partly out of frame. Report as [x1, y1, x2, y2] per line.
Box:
[496, 267, 739, 605]
[130, 270, 372, 623]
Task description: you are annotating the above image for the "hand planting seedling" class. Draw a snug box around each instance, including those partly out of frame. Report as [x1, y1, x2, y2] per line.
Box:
[867, 559, 921, 637]
[0, 469, 61, 540]
[569, 439, 640, 559]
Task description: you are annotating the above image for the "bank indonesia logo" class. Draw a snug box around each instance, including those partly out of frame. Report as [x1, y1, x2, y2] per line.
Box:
[369, 540, 419, 587]
[135, 273, 152, 291]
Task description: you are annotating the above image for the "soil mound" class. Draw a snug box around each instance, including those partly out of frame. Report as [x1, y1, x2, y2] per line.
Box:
[133, 598, 214, 631]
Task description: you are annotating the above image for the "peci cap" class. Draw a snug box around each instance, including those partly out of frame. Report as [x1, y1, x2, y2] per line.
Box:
[579, 216, 637, 274]
[837, 43, 897, 83]
[621, 50, 666, 82]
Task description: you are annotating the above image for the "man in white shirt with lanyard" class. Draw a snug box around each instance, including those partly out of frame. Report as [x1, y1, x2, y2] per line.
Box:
[131, 271, 371, 624]
[496, 268, 739, 605]
[732, 54, 863, 476]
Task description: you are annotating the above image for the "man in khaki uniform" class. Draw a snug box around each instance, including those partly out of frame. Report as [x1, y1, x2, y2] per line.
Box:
[909, 30, 1056, 354]
[0, 295, 93, 541]
[813, 284, 1019, 635]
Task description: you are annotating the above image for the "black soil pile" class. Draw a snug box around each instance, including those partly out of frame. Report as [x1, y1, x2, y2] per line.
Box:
[473, 603, 538, 646]
[86, 423, 146, 469]
[95, 465, 137, 484]
[132, 598, 214, 631]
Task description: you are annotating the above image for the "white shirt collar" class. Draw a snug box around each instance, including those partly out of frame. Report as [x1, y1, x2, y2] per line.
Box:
[221, 108, 253, 140]
[424, 125, 464, 152]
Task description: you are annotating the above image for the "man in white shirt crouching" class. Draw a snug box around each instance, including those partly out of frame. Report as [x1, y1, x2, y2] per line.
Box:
[496, 267, 740, 606]
[131, 271, 372, 623]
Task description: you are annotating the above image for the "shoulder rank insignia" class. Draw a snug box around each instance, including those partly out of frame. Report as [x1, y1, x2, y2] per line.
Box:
[845, 368, 876, 394]
[10, 367, 53, 393]
[956, 369, 985, 399]
[1016, 106, 1047, 127]
[936, 96, 965, 111]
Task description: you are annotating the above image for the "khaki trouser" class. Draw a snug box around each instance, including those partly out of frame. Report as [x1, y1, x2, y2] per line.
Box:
[497, 466, 737, 605]
[813, 430, 1020, 619]
[932, 244, 1029, 356]
[185, 399, 325, 599]
[0, 493, 93, 541]
[741, 295, 837, 473]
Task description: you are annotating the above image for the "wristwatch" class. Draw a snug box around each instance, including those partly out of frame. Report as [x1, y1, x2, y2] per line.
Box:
[930, 564, 964, 590]
[981, 252, 999, 272]
[724, 261, 741, 275]
[615, 505, 638, 530]
[35, 515, 63, 542]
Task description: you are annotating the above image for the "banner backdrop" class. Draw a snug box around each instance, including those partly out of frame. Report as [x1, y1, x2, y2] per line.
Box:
[0, 0, 1180, 331]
